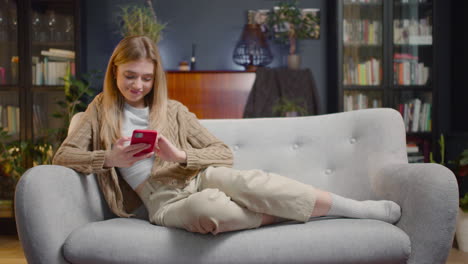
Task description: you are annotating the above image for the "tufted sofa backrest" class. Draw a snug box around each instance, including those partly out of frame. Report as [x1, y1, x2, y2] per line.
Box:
[200, 108, 408, 201]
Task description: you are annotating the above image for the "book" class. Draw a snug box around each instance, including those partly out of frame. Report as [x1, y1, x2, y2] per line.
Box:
[41, 49, 75, 60]
[33, 104, 46, 136]
[407, 143, 420, 153]
[394, 53, 429, 85]
[408, 155, 425, 163]
[49, 48, 75, 57]
[6, 105, 19, 134]
[41, 51, 74, 60]
[411, 98, 421, 132]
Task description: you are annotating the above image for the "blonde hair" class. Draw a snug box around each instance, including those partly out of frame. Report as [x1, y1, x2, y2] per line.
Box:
[101, 35, 168, 145]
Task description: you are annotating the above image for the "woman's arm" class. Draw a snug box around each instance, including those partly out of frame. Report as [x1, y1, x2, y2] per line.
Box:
[52, 110, 109, 174]
[179, 104, 234, 169]
[53, 110, 153, 173]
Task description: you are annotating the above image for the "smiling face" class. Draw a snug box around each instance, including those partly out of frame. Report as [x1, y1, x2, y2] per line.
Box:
[115, 59, 155, 108]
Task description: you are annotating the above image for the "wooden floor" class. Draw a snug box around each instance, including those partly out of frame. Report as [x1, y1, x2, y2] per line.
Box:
[1, 235, 468, 264]
[0, 236, 26, 264]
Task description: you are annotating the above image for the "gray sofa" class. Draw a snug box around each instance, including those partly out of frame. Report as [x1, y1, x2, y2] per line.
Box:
[15, 108, 458, 264]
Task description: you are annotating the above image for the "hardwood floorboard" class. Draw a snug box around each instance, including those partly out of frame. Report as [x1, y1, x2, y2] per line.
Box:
[0, 235, 26, 264]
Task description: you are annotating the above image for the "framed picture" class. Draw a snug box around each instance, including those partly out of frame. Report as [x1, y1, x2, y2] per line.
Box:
[247, 9, 270, 33]
[247, 8, 321, 40]
[301, 8, 321, 39]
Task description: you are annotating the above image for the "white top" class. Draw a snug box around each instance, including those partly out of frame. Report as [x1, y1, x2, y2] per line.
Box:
[118, 103, 155, 190]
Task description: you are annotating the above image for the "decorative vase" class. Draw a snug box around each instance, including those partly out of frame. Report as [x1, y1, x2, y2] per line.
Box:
[456, 208, 468, 252]
[287, 54, 301, 69]
[285, 111, 299, 117]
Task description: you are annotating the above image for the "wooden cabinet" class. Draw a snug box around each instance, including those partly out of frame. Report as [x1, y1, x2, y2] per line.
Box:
[166, 71, 256, 119]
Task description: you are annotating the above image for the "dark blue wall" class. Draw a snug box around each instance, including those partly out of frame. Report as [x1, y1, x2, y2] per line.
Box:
[84, 0, 328, 113]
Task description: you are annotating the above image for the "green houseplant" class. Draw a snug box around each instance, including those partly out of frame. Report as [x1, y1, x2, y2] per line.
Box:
[438, 141, 468, 252]
[267, 1, 320, 68]
[51, 71, 98, 145]
[451, 148, 468, 179]
[0, 129, 53, 200]
[454, 147, 468, 214]
[272, 97, 308, 117]
[116, 0, 165, 44]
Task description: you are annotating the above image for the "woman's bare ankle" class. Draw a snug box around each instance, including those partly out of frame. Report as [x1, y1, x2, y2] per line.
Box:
[261, 214, 278, 226]
[310, 190, 332, 218]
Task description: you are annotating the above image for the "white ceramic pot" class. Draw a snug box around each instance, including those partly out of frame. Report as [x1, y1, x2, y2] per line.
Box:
[456, 208, 468, 252]
[287, 54, 301, 69]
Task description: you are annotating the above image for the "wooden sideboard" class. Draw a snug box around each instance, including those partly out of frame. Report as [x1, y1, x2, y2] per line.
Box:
[166, 71, 256, 119]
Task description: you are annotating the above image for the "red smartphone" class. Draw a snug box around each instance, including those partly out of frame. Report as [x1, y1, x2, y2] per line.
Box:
[130, 129, 158, 157]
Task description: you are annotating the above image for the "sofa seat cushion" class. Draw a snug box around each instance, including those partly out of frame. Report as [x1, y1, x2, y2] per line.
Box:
[63, 218, 411, 264]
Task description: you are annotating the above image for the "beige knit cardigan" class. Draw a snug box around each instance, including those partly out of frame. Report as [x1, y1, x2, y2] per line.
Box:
[52, 93, 234, 217]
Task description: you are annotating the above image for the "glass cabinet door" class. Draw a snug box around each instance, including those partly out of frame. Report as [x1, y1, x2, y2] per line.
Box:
[342, 0, 384, 111]
[31, 0, 75, 86]
[392, 0, 433, 134]
[31, 0, 75, 148]
[0, 0, 19, 140]
[0, 0, 18, 86]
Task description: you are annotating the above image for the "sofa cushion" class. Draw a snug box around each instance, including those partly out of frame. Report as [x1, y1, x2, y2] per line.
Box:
[63, 217, 410, 264]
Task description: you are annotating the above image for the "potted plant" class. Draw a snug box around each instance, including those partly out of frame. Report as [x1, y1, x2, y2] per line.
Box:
[50, 71, 98, 145]
[432, 138, 468, 252]
[457, 192, 468, 252]
[0, 129, 54, 216]
[452, 147, 468, 251]
[116, 0, 166, 44]
[272, 97, 308, 117]
[267, 1, 320, 69]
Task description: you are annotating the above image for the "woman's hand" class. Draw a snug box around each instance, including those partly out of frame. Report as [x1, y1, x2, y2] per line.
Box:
[104, 137, 154, 168]
[154, 134, 187, 164]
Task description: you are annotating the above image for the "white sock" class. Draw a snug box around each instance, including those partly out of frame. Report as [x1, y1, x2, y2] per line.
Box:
[327, 194, 401, 224]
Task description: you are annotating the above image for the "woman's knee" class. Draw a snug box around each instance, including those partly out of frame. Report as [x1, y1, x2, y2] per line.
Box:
[183, 189, 229, 234]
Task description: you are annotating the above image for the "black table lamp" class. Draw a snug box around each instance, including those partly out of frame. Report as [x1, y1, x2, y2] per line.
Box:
[233, 24, 273, 71]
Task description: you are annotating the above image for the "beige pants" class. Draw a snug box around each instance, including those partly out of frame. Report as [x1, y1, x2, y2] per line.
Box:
[139, 166, 317, 235]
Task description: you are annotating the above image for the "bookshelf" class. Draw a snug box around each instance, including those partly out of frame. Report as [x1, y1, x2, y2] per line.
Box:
[0, 0, 81, 226]
[330, 0, 439, 163]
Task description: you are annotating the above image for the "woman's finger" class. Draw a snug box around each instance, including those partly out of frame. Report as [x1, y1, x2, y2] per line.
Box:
[116, 137, 131, 147]
[154, 133, 161, 151]
[127, 145, 151, 156]
[124, 143, 148, 153]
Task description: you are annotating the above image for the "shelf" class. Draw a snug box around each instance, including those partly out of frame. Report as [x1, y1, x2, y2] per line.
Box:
[31, 41, 74, 47]
[32, 85, 65, 92]
[343, 85, 383, 90]
[407, 131, 432, 137]
[394, 43, 432, 47]
[0, 86, 19, 91]
[394, 1, 432, 7]
[391, 85, 432, 91]
[344, 44, 382, 48]
[344, 2, 382, 7]
[0, 41, 18, 46]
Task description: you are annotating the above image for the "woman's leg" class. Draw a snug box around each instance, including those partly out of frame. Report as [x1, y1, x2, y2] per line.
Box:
[152, 188, 263, 235]
[200, 167, 401, 226]
[199, 167, 317, 223]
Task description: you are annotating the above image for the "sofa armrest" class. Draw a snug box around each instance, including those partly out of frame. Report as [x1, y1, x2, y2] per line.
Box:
[372, 163, 458, 264]
[15, 165, 111, 264]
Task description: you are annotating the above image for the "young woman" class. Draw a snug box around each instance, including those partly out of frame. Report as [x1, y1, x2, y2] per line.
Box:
[53, 35, 401, 235]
